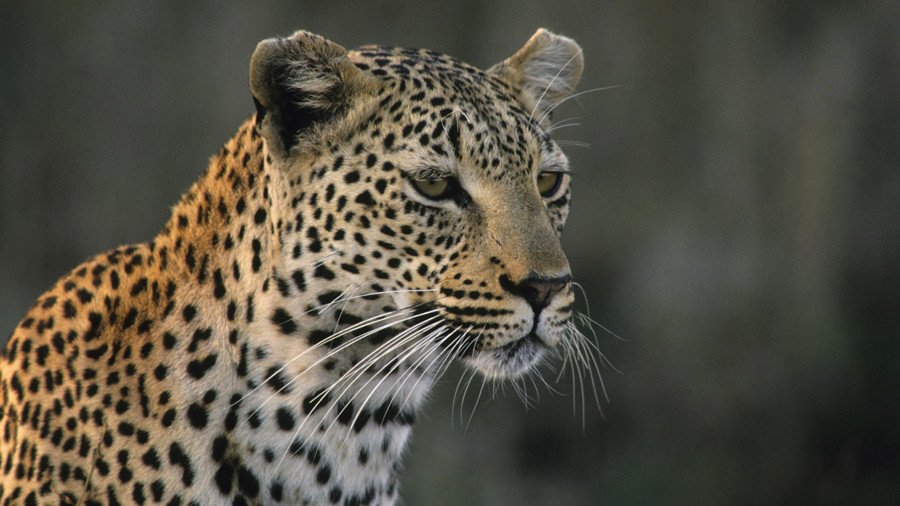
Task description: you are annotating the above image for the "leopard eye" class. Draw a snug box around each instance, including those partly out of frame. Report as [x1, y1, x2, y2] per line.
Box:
[537, 172, 564, 198]
[411, 176, 451, 200]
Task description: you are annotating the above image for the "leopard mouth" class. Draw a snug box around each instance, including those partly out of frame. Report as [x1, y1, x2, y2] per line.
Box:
[426, 301, 551, 378]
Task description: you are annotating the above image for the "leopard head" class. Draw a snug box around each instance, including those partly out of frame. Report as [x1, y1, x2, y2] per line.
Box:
[249, 29, 583, 380]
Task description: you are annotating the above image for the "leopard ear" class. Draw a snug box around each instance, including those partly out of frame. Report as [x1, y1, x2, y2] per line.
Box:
[250, 30, 379, 157]
[488, 28, 583, 125]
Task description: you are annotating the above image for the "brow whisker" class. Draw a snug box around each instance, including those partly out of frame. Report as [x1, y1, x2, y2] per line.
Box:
[529, 47, 585, 121]
[537, 84, 622, 125]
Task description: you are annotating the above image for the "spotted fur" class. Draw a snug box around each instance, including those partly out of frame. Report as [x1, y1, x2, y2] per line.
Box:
[1, 28, 585, 505]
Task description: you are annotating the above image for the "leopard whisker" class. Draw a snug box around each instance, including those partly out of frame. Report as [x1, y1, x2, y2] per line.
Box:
[445, 326, 487, 426]
[569, 322, 611, 406]
[320, 318, 445, 413]
[510, 376, 532, 409]
[557, 332, 583, 420]
[536, 84, 622, 126]
[530, 47, 584, 121]
[464, 375, 488, 429]
[337, 326, 451, 440]
[319, 283, 359, 318]
[244, 323, 424, 434]
[451, 367, 477, 428]
[554, 140, 591, 149]
[404, 325, 474, 404]
[383, 331, 460, 417]
[300, 315, 444, 416]
[233, 305, 423, 409]
[327, 316, 446, 395]
[546, 116, 580, 134]
[547, 123, 582, 135]
[571, 312, 621, 374]
[457, 365, 483, 428]
[250, 291, 447, 399]
[574, 309, 627, 344]
[569, 327, 590, 426]
[300, 286, 436, 319]
[309, 251, 340, 269]
[554, 334, 574, 383]
[314, 287, 440, 317]
[558, 334, 580, 417]
[312, 316, 446, 416]
[239, 308, 438, 421]
[571, 281, 592, 317]
[532, 360, 563, 396]
[407, 331, 477, 418]
[274, 318, 442, 473]
[434, 328, 480, 381]
[389, 326, 470, 412]
[317, 326, 452, 442]
[524, 369, 543, 407]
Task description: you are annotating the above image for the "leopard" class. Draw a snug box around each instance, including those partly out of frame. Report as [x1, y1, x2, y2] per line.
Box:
[1, 28, 590, 505]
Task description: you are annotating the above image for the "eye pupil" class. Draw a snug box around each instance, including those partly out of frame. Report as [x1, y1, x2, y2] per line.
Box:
[537, 172, 563, 198]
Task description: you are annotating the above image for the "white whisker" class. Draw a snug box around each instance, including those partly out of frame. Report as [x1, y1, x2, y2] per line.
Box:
[537, 84, 622, 125]
[464, 376, 488, 429]
[339, 327, 448, 439]
[317, 325, 450, 441]
[547, 122, 581, 134]
[273, 315, 442, 473]
[393, 326, 472, 411]
[233, 305, 417, 408]
[554, 140, 591, 149]
[333, 285, 361, 332]
[530, 48, 585, 121]
[241, 309, 438, 426]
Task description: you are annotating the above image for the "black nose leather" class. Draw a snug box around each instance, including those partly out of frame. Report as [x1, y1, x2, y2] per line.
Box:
[500, 274, 571, 313]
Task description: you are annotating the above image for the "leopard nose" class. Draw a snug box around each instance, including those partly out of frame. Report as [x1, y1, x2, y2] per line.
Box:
[500, 274, 571, 313]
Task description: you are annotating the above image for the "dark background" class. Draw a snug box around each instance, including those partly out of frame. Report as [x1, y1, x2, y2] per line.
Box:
[2, 2, 898, 504]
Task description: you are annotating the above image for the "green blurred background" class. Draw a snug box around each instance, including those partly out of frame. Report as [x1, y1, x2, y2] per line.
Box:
[2, 2, 898, 504]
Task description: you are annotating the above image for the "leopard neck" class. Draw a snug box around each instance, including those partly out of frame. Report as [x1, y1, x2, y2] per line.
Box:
[147, 119, 430, 503]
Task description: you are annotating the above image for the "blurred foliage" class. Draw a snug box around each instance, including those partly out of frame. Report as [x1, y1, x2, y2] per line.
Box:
[1, 1, 898, 504]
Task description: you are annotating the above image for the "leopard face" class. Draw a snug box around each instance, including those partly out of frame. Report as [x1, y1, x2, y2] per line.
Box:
[253, 30, 583, 380]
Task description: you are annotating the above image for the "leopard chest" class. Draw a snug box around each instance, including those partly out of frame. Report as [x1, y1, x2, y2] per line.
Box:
[181, 370, 416, 505]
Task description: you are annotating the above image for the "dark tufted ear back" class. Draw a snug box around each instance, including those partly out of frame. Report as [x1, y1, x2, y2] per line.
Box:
[488, 28, 584, 125]
[249, 30, 379, 157]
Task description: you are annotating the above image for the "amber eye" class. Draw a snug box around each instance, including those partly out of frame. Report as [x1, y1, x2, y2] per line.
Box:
[411, 176, 451, 200]
[537, 172, 564, 198]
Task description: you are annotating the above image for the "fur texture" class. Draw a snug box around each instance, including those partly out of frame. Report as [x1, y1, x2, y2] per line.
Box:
[1, 28, 587, 505]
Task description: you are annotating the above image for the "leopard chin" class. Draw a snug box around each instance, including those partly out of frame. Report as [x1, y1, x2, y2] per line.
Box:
[464, 331, 548, 379]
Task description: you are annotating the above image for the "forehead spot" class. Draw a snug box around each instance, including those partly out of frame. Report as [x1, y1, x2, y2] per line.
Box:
[348, 46, 568, 184]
